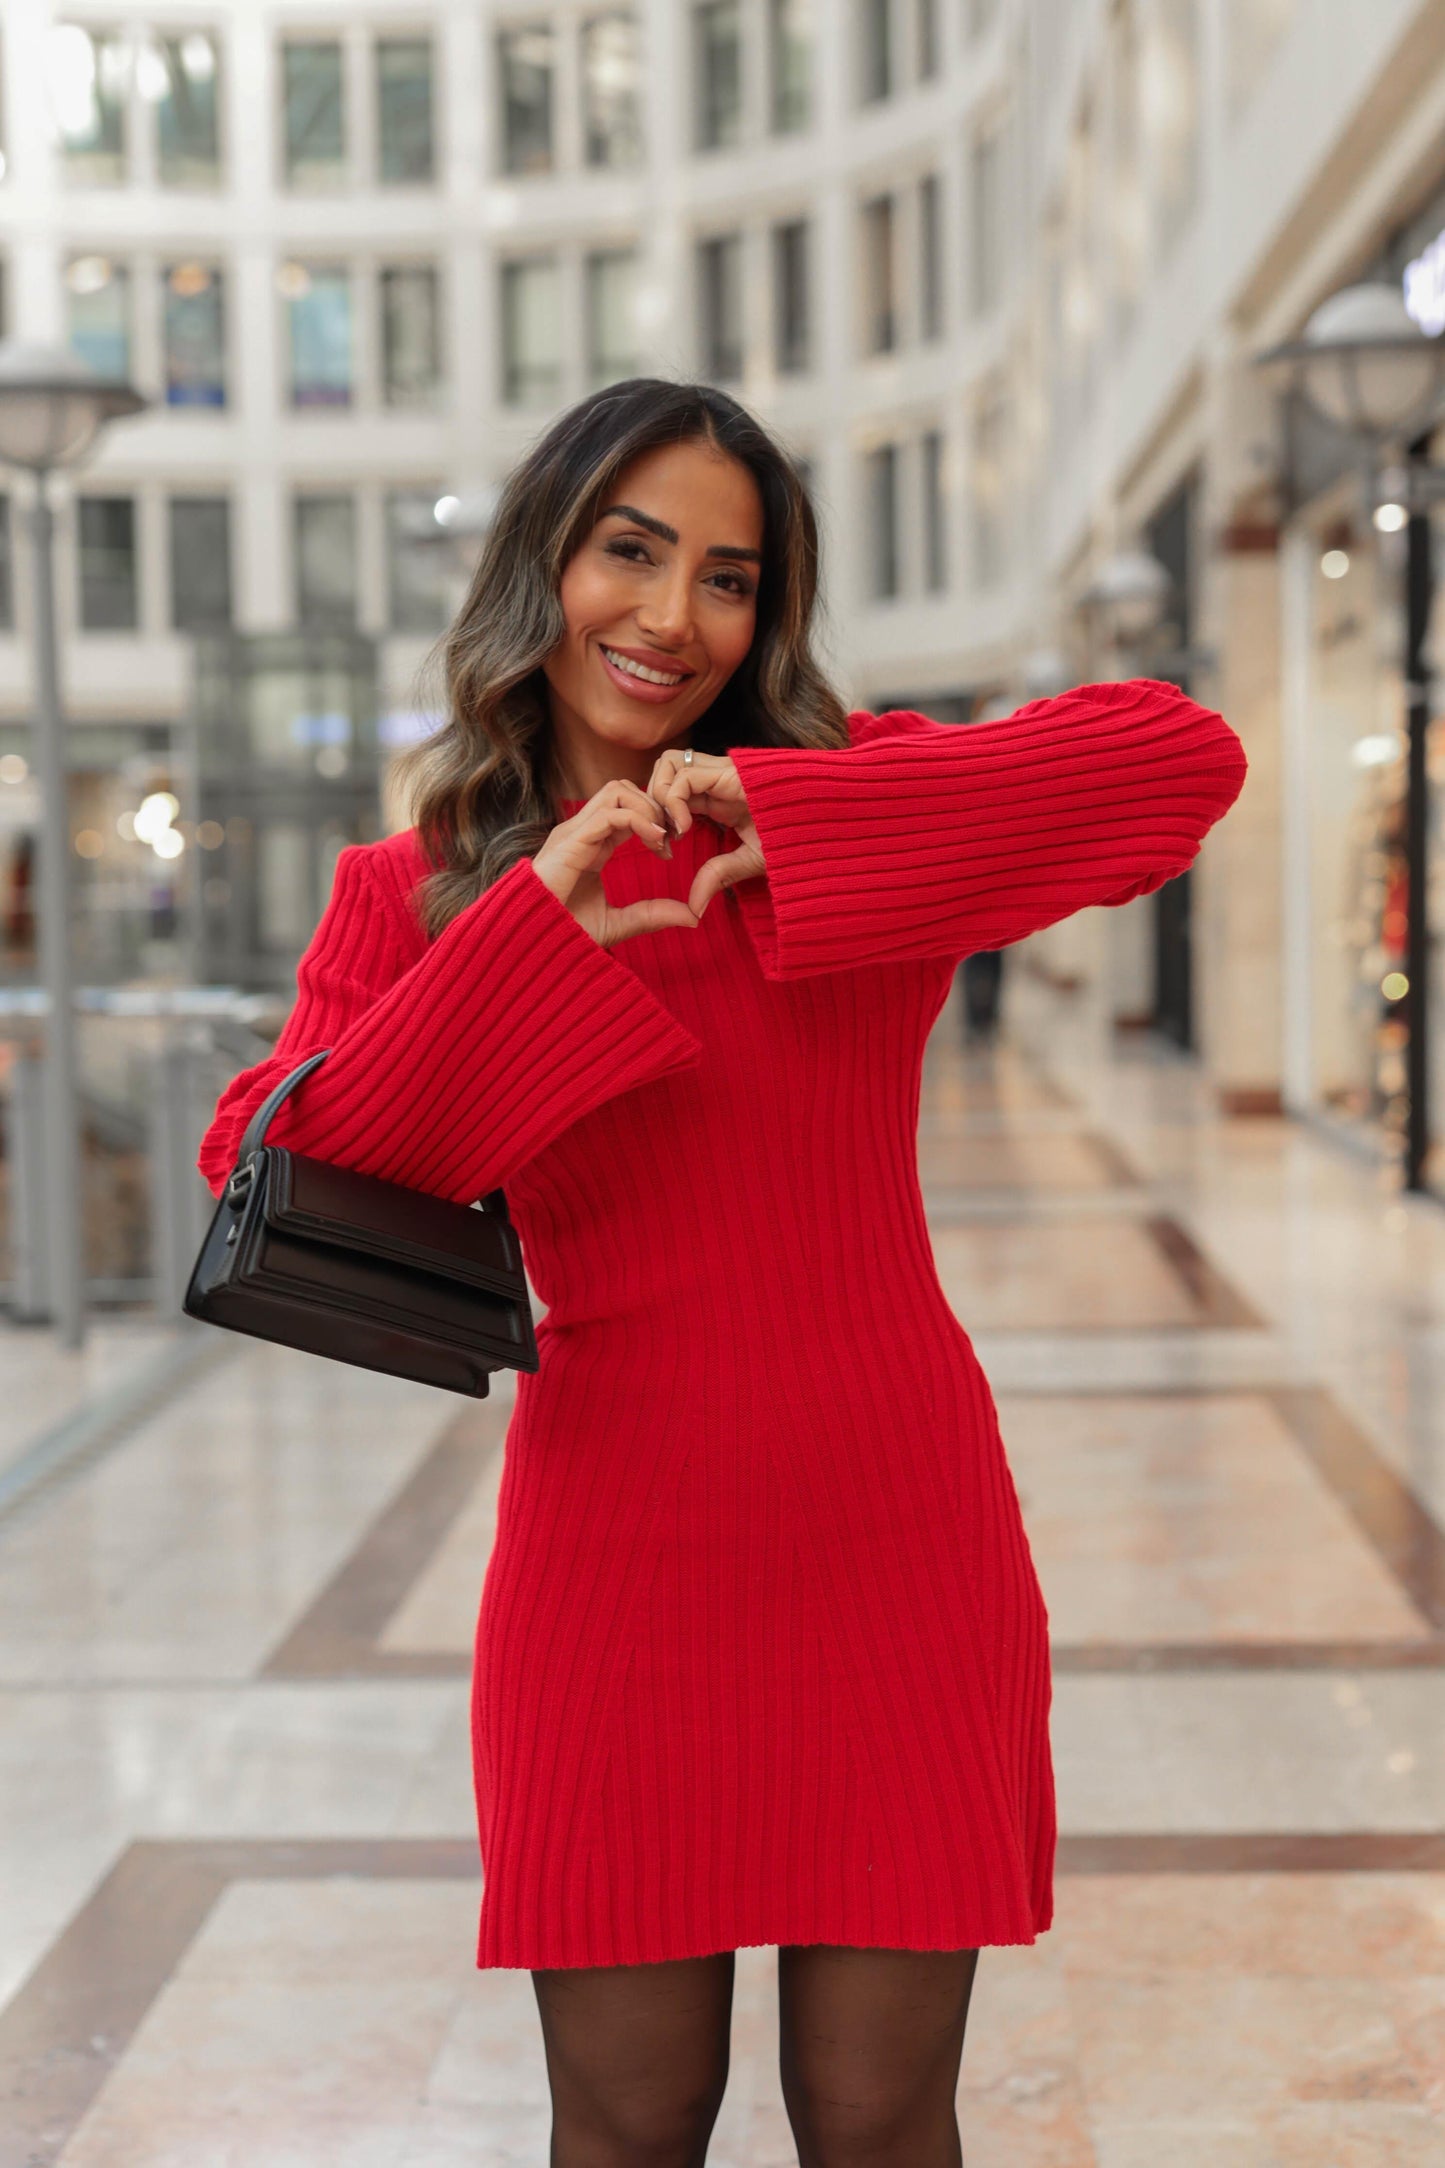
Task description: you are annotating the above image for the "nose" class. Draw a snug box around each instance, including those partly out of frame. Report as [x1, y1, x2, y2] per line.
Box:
[635, 562, 696, 649]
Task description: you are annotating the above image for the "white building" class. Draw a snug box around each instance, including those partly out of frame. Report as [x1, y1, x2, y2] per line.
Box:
[0, 0, 1442, 1165]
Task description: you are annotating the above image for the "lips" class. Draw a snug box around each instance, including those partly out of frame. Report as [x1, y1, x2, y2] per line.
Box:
[596, 642, 697, 703]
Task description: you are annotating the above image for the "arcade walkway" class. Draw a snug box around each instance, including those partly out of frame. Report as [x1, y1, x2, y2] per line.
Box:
[1, 972, 1443, 2164]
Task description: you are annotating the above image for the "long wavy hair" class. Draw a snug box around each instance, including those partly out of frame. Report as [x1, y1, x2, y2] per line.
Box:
[393, 377, 848, 937]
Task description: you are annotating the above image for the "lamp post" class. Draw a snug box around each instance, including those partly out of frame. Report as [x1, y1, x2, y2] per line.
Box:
[0, 342, 146, 1347]
[1256, 284, 1445, 1190]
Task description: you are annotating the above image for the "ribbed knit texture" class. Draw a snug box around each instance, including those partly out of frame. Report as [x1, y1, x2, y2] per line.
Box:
[199, 679, 1247, 1968]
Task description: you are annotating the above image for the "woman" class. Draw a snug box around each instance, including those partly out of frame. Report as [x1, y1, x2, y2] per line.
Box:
[199, 379, 1246, 2165]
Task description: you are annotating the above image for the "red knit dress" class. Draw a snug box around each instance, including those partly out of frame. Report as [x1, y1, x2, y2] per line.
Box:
[199, 679, 1247, 1969]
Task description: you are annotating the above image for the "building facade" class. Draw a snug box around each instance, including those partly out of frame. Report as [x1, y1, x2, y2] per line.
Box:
[0, 0, 1441, 1171]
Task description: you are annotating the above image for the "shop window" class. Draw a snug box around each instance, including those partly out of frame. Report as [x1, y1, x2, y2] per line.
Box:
[772, 218, 810, 375]
[859, 0, 892, 104]
[865, 444, 899, 599]
[385, 491, 449, 632]
[283, 263, 352, 408]
[582, 13, 643, 168]
[586, 249, 640, 390]
[164, 263, 226, 406]
[698, 232, 743, 382]
[500, 256, 563, 406]
[969, 112, 1005, 317]
[769, 0, 811, 134]
[0, 496, 12, 631]
[78, 496, 138, 631]
[919, 170, 943, 340]
[381, 264, 441, 409]
[498, 24, 555, 175]
[377, 37, 434, 183]
[169, 497, 232, 629]
[860, 194, 896, 354]
[922, 429, 947, 592]
[695, 1, 742, 151]
[282, 39, 345, 188]
[153, 30, 221, 186]
[66, 257, 130, 381]
[294, 494, 357, 626]
[49, 24, 127, 183]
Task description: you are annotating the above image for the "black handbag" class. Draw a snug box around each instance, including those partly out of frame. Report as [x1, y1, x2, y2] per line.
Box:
[184, 1050, 540, 1398]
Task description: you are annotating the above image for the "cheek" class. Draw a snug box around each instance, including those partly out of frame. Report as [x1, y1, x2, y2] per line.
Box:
[709, 606, 758, 676]
[557, 556, 615, 641]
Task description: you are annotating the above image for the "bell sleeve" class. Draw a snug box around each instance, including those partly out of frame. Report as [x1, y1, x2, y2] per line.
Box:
[727, 678, 1248, 980]
[196, 845, 703, 1203]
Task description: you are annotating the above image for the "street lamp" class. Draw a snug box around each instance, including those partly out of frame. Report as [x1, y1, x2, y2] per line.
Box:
[0, 341, 147, 1347]
[1255, 283, 1445, 1190]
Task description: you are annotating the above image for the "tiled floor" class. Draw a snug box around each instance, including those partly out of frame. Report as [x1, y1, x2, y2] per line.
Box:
[2, 971, 1444, 2164]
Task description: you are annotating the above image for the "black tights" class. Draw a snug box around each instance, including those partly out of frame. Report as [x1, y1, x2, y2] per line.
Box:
[531, 1944, 980, 2166]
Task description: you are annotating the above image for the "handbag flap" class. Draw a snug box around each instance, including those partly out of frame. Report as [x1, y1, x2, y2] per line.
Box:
[261, 1150, 526, 1297]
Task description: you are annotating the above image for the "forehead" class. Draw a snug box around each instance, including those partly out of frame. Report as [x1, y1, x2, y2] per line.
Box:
[607, 440, 764, 543]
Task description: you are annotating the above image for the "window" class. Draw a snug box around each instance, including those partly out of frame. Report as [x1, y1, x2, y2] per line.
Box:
[865, 445, 899, 599]
[164, 263, 226, 406]
[970, 114, 1005, 316]
[972, 387, 1007, 588]
[0, 498, 13, 631]
[153, 30, 222, 185]
[772, 219, 810, 374]
[921, 429, 946, 591]
[583, 13, 643, 168]
[386, 491, 449, 632]
[50, 25, 127, 182]
[695, 1, 742, 151]
[769, 0, 811, 133]
[376, 38, 434, 182]
[78, 497, 138, 630]
[282, 40, 345, 187]
[859, 0, 892, 103]
[1148, 0, 1201, 253]
[294, 494, 357, 626]
[586, 249, 640, 389]
[381, 265, 441, 409]
[916, 0, 940, 78]
[860, 195, 896, 354]
[919, 171, 943, 340]
[1225, 0, 1299, 117]
[169, 497, 232, 629]
[284, 264, 352, 408]
[498, 24, 555, 175]
[500, 256, 563, 406]
[66, 257, 130, 381]
[698, 232, 743, 381]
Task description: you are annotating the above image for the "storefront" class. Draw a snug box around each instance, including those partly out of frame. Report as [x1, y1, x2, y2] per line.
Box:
[1279, 177, 1445, 1192]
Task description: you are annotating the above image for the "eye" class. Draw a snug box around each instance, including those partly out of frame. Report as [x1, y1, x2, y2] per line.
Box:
[603, 535, 652, 564]
[708, 566, 755, 599]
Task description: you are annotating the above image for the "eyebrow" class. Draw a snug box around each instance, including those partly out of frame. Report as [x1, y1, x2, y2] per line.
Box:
[599, 503, 763, 566]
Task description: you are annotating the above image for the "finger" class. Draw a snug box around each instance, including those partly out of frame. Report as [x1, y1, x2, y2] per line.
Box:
[571, 795, 670, 859]
[686, 843, 762, 919]
[603, 897, 701, 946]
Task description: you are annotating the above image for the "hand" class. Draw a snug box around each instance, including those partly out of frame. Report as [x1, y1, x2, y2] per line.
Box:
[644, 749, 766, 920]
[531, 779, 705, 948]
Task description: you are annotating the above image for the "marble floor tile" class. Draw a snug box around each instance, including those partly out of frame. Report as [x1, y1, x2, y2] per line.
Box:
[380, 1445, 502, 1656]
[918, 1129, 1130, 1193]
[931, 1217, 1207, 1332]
[999, 1392, 1425, 1643]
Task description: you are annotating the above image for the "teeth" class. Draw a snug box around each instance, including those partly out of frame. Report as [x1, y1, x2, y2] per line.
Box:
[602, 645, 686, 687]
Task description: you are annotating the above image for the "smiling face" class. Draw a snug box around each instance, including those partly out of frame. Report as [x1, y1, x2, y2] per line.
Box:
[541, 437, 765, 797]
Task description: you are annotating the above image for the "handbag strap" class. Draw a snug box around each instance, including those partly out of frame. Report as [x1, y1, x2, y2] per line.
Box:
[232, 1048, 508, 1218]
[239, 1049, 332, 1157]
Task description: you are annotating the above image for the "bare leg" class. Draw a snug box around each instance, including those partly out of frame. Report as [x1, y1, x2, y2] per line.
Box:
[531, 1950, 735, 2167]
[778, 1944, 980, 2167]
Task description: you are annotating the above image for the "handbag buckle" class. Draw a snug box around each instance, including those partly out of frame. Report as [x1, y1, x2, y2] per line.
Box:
[225, 1160, 257, 1211]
